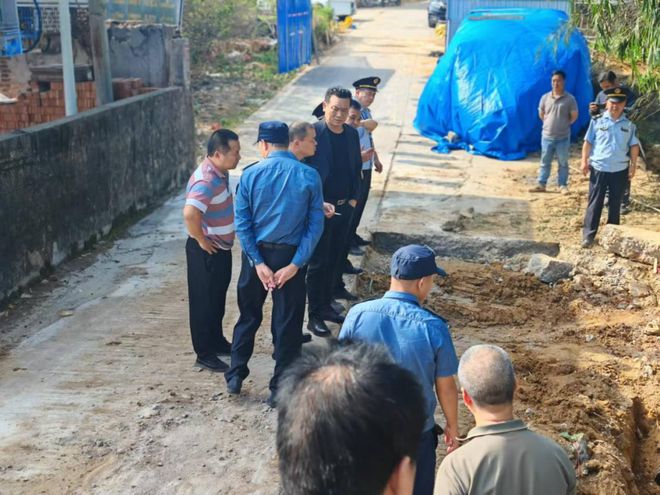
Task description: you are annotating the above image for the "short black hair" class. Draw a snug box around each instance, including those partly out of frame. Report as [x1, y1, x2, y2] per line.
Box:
[276, 340, 426, 495]
[598, 70, 617, 83]
[207, 129, 239, 156]
[289, 121, 314, 142]
[324, 86, 352, 103]
[552, 70, 566, 80]
[349, 98, 362, 111]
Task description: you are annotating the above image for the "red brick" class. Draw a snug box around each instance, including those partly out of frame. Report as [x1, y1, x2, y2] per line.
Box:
[128, 78, 143, 89]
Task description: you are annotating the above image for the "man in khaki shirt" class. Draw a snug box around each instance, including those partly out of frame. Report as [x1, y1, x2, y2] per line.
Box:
[435, 345, 576, 495]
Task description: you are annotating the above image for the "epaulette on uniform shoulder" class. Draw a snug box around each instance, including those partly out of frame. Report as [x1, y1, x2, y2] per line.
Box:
[421, 306, 448, 325]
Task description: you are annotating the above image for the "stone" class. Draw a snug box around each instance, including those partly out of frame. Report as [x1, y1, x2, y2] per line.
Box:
[641, 365, 654, 378]
[572, 274, 590, 291]
[599, 225, 660, 266]
[441, 215, 465, 232]
[138, 404, 161, 419]
[644, 320, 660, 336]
[629, 281, 652, 298]
[525, 254, 574, 284]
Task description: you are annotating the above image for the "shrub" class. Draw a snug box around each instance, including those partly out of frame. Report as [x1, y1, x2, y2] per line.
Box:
[183, 0, 260, 67]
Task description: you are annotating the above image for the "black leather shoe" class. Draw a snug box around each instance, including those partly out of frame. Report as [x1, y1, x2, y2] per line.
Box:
[349, 245, 365, 256]
[226, 376, 243, 395]
[333, 288, 358, 301]
[217, 339, 232, 357]
[581, 238, 594, 249]
[301, 332, 313, 344]
[307, 318, 332, 337]
[195, 356, 229, 373]
[343, 263, 364, 275]
[355, 235, 371, 247]
[320, 309, 345, 324]
[267, 393, 277, 409]
[330, 300, 345, 314]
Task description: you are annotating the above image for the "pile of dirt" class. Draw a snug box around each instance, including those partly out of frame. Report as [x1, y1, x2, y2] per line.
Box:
[356, 257, 659, 495]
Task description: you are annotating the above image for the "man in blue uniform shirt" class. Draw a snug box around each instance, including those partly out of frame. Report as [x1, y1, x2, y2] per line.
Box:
[581, 88, 640, 248]
[350, 76, 384, 253]
[225, 121, 325, 405]
[339, 244, 460, 495]
[589, 70, 638, 214]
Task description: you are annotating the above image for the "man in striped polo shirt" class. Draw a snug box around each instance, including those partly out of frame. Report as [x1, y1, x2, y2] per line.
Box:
[183, 129, 241, 372]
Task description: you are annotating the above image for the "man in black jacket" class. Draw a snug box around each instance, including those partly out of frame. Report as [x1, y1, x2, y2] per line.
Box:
[306, 87, 363, 337]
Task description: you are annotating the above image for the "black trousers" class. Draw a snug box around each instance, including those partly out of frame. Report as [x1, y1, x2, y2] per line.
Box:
[583, 167, 628, 241]
[307, 201, 354, 317]
[226, 246, 306, 393]
[623, 178, 631, 206]
[185, 237, 232, 359]
[413, 428, 438, 495]
[606, 176, 631, 207]
[351, 169, 372, 244]
[335, 170, 372, 292]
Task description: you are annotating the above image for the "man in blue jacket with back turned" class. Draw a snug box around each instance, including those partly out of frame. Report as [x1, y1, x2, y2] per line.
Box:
[225, 121, 324, 406]
[339, 244, 460, 495]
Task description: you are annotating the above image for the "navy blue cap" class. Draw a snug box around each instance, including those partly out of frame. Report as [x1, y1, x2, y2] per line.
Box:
[257, 121, 289, 145]
[603, 87, 627, 103]
[391, 245, 447, 280]
[312, 102, 324, 119]
[353, 76, 381, 91]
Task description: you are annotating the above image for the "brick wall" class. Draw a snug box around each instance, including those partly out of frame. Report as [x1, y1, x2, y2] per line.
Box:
[0, 81, 97, 133]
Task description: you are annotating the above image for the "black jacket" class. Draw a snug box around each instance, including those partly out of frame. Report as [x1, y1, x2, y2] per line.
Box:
[306, 120, 362, 201]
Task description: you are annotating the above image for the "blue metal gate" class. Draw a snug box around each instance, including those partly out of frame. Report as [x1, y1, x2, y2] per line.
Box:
[277, 0, 312, 73]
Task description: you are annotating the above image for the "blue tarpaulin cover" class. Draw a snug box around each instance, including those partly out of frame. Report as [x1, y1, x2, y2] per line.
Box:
[414, 8, 592, 160]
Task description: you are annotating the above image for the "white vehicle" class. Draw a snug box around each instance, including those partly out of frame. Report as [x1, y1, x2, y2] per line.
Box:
[315, 0, 356, 20]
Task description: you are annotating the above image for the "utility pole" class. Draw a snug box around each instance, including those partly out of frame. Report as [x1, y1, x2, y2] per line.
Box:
[88, 0, 113, 104]
[58, 0, 77, 115]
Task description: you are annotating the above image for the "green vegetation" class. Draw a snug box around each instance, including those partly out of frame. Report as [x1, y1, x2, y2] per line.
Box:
[182, 0, 295, 131]
[180, 0, 340, 133]
[578, 0, 659, 94]
[183, 0, 263, 68]
[313, 4, 336, 44]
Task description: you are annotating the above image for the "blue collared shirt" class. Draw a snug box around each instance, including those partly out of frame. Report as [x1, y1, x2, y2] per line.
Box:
[234, 150, 324, 268]
[339, 290, 459, 432]
[358, 126, 373, 171]
[585, 112, 639, 173]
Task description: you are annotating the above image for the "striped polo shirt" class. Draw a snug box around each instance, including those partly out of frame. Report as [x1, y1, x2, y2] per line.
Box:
[185, 157, 235, 250]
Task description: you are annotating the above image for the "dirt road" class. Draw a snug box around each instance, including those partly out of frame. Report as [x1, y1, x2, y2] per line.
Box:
[1, 3, 658, 495]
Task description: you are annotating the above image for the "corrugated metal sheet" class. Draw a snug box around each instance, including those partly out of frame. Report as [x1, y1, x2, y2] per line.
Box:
[447, 0, 570, 47]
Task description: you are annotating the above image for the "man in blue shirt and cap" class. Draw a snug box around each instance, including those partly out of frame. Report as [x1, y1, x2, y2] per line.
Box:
[339, 244, 460, 495]
[581, 88, 640, 248]
[225, 121, 325, 406]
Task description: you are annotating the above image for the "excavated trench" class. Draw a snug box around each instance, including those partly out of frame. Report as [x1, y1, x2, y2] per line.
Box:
[352, 233, 659, 495]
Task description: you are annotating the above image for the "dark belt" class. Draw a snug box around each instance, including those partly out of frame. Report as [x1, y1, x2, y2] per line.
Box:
[328, 199, 348, 206]
[258, 242, 296, 250]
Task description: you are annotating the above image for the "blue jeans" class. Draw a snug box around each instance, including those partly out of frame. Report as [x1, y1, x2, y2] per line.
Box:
[538, 136, 570, 187]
